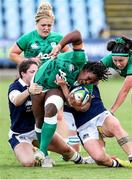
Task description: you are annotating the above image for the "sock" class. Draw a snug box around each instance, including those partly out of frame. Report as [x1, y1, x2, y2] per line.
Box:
[40, 117, 57, 156]
[35, 125, 48, 156]
[112, 160, 122, 167]
[128, 155, 132, 162]
[70, 152, 83, 164]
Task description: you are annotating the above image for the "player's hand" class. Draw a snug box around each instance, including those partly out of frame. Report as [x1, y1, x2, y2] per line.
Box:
[68, 93, 92, 112]
[49, 44, 62, 58]
[28, 83, 43, 95]
[55, 74, 67, 86]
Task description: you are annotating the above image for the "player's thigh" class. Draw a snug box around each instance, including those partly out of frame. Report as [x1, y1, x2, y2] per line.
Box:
[102, 115, 122, 137]
[31, 93, 45, 127]
[14, 142, 34, 164]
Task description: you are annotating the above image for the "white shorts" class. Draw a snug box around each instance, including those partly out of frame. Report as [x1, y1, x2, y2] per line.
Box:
[77, 111, 111, 143]
[8, 129, 37, 149]
[64, 112, 77, 131]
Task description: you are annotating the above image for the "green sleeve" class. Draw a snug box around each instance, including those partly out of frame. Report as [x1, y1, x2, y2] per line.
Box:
[16, 32, 31, 50]
[101, 54, 113, 68]
[72, 50, 87, 64]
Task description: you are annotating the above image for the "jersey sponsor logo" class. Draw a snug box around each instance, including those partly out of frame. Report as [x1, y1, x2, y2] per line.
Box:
[37, 52, 50, 60]
[25, 100, 32, 112]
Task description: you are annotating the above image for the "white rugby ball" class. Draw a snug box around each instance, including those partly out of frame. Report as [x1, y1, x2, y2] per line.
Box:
[70, 86, 90, 105]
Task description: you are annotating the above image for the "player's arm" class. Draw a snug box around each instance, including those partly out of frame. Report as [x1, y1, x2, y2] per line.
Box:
[110, 75, 132, 113]
[61, 45, 72, 52]
[9, 84, 42, 106]
[9, 43, 41, 65]
[9, 43, 27, 64]
[49, 30, 84, 57]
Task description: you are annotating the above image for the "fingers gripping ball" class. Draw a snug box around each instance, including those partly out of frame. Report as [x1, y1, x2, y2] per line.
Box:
[70, 86, 90, 105]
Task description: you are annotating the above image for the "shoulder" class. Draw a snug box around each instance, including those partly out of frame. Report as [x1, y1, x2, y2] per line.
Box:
[101, 54, 113, 67]
[9, 80, 22, 92]
[17, 30, 36, 41]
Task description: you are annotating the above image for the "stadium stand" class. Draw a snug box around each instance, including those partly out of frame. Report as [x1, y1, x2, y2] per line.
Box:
[0, 0, 106, 68]
[104, 0, 132, 37]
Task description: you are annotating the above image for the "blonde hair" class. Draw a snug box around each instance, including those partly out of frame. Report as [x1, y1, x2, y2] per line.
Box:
[35, 1, 55, 23]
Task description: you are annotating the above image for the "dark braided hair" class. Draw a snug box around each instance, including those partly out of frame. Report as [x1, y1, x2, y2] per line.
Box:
[82, 62, 110, 81]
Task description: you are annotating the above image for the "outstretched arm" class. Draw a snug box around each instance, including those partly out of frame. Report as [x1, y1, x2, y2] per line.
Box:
[110, 75, 132, 113]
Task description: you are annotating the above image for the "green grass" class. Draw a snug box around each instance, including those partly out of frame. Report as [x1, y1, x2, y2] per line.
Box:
[0, 77, 132, 179]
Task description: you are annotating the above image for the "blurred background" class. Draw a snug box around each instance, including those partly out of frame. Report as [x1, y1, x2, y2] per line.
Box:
[0, 0, 132, 70]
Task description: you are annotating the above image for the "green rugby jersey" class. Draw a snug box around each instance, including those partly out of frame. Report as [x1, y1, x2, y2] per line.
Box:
[101, 54, 132, 77]
[16, 30, 63, 65]
[34, 50, 87, 91]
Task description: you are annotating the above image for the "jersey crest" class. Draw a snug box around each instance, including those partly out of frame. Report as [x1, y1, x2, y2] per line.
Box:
[31, 42, 39, 49]
[51, 42, 57, 48]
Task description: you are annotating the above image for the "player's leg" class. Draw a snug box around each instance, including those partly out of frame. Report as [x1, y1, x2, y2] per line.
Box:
[14, 143, 35, 167]
[102, 113, 132, 162]
[77, 115, 132, 168]
[40, 89, 64, 156]
[84, 139, 114, 166]
[48, 132, 85, 164]
[64, 111, 81, 152]
[8, 131, 37, 167]
[32, 92, 45, 144]
[56, 108, 69, 141]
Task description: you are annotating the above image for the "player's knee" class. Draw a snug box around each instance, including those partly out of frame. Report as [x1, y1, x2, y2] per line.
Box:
[45, 103, 57, 117]
[45, 95, 63, 117]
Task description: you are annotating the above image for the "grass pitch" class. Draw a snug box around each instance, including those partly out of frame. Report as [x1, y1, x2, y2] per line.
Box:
[0, 77, 132, 179]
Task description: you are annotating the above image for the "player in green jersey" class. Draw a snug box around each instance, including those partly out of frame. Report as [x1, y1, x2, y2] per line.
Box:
[9, 1, 70, 65]
[101, 36, 132, 114]
[9, 1, 70, 154]
[31, 30, 109, 167]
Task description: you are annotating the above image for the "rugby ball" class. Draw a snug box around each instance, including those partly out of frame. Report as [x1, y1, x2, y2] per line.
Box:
[70, 86, 90, 105]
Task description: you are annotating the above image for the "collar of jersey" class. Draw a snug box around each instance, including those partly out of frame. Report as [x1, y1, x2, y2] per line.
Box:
[18, 78, 28, 87]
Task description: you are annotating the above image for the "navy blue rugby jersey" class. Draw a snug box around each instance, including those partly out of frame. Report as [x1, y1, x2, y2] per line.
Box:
[8, 79, 35, 133]
[64, 85, 106, 128]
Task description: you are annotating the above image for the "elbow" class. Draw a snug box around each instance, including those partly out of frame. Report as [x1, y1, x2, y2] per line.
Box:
[13, 100, 22, 107]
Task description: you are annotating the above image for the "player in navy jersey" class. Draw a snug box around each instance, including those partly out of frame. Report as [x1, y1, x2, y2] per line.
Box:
[8, 60, 42, 166]
[56, 76, 132, 168]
